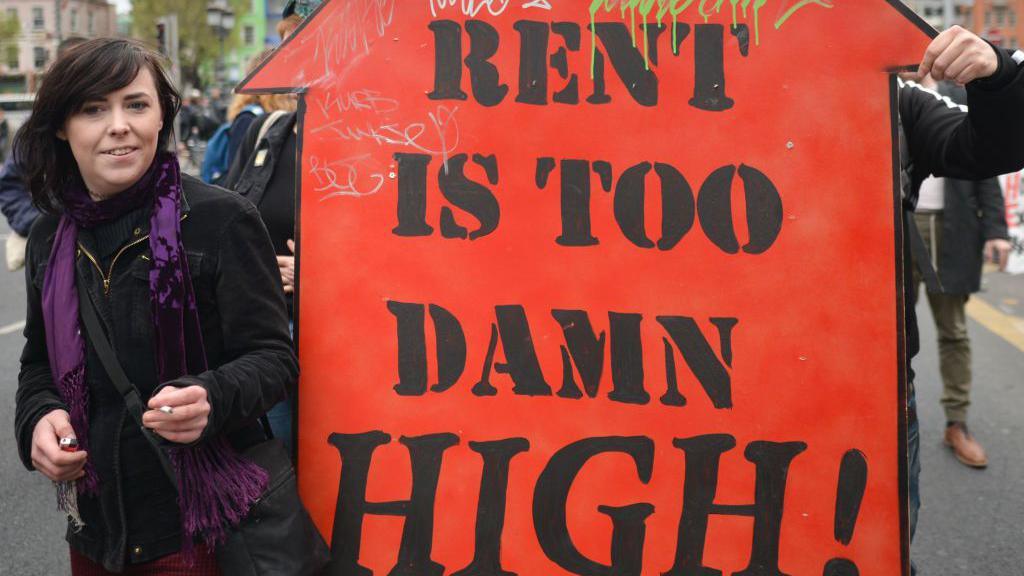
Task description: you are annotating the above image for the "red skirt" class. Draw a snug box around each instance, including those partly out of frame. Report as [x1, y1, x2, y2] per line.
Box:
[69, 546, 221, 576]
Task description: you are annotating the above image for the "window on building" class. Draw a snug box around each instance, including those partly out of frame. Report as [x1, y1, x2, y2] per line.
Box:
[1010, 9, 1017, 27]
[996, 8, 1006, 26]
[32, 7, 44, 30]
[244, 25, 255, 45]
[5, 7, 16, 21]
[5, 45, 18, 70]
[33, 46, 47, 69]
[70, 8, 78, 31]
[87, 11, 94, 34]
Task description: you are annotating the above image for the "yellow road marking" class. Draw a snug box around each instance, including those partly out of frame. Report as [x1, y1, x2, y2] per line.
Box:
[966, 297, 1024, 353]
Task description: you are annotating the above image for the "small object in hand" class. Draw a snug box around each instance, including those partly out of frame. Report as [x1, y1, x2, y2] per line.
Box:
[159, 405, 174, 415]
[59, 437, 79, 453]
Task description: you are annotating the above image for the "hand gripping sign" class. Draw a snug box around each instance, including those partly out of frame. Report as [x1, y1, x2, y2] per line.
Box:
[240, 2, 934, 575]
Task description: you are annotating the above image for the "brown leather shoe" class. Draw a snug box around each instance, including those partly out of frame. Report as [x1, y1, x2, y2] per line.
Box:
[944, 423, 988, 469]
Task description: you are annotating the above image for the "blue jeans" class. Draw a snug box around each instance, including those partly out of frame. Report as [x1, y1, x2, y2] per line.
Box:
[267, 396, 293, 453]
[908, 386, 920, 575]
[266, 321, 295, 453]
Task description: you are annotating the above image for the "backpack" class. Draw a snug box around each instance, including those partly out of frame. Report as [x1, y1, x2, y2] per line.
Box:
[201, 105, 263, 184]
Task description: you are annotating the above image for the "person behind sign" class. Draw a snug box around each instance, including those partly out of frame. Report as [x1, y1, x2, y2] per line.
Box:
[13, 38, 296, 573]
[899, 25, 1024, 572]
[908, 77, 1011, 470]
[219, 0, 312, 453]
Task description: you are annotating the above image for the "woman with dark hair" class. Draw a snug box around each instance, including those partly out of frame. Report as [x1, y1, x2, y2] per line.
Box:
[13, 38, 296, 574]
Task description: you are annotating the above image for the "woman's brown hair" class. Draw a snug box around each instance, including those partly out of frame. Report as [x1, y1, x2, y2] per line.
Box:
[14, 38, 181, 213]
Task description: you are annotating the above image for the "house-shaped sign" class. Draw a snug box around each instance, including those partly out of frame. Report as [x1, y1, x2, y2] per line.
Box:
[240, 2, 934, 574]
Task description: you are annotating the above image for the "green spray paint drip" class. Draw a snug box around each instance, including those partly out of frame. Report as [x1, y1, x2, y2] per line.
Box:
[588, 0, 831, 76]
[775, 0, 834, 30]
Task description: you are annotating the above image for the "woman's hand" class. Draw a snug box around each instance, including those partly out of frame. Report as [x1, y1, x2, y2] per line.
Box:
[31, 409, 88, 482]
[277, 239, 295, 294]
[143, 385, 211, 444]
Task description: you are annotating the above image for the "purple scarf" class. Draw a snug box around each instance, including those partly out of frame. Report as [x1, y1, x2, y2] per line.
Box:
[42, 152, 267, 549]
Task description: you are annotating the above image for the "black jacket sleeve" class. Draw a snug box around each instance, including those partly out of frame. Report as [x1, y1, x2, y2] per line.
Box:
[14, 218, 69, 470]
[190, 200, 297, 439]
[977, 177, 1009, 241]
[901, 47, 1024, 182]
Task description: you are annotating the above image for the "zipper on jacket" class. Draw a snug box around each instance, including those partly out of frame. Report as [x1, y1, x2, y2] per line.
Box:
[76, 213, 189, 296]
[78, 235, 150, 295]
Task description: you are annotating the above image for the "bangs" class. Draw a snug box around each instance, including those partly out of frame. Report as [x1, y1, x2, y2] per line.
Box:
[64, 43, 145, 114]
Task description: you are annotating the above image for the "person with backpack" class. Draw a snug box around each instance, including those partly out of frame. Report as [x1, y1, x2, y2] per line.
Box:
[201, 51, 294, 185]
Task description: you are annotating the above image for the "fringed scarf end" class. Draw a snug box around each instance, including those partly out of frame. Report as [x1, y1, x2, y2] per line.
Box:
[170, 437, 268, 548]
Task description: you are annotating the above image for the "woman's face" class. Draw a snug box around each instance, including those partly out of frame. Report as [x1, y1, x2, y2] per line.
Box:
[59, 68, 163, 200]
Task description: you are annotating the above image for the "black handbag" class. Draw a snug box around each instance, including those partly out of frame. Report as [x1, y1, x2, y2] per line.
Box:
[79, 289, 331, 575]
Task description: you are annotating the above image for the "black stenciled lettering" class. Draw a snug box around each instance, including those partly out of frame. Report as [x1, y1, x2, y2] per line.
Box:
[326, 431, 459, 576]
[438, 153, 501, 240]
[387, 301, 466, 396]
[393, 153, 434, 237]
[473, 323, 500, 396]
[493, 305, 552, 396]
[551, 22, 581, 104]
[534, 436, 655, 576]
[697, 164, 784, 254]
[609, 312, 648, 405]
[465, 20, 509, 106]
[590, 22, 658, 106]
[452, 438, 531, 576]
[428, 20, 468, 101]
[548, 159, 603, 247]
[690, 24, 733, 112]
[656, 316, 737, 409]
[613, 162, 695, 250]
[514, 20, 548, 105]
[637, 22, 669, 65]
[388, 301, 427, 396]
[552, 309, 606, 399]
[665, 435, 807, 576]
[430, 304, 467, 392]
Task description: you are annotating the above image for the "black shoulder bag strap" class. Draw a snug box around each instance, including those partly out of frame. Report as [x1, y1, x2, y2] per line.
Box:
[898, 121, 943, 294]
[77, 287, 180, 488]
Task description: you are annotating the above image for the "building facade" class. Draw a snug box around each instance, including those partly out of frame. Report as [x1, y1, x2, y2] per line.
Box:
[909, 0, 1023, 49]
[1, 0, 117, 92]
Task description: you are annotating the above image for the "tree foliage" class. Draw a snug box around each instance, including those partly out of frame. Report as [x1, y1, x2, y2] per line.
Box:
[131, 0, 248, 90]
[0, 11, 21, 48]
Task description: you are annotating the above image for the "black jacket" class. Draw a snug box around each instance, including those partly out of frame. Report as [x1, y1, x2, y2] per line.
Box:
[921, 82, 1010, 295]
[926, 175, 1008, 295]
[15, 175, 296, 572]
[897, 46, 1024, 368]
[223, 111, 297, 208]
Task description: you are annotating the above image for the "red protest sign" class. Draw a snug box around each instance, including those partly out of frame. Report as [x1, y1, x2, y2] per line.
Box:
[240, 2, 933, 574]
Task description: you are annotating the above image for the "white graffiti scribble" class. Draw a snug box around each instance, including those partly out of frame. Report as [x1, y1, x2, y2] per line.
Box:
[313, 0, 395, 78]
[310, 105, 461, 171]
[315, 89, 400, 117]
[428, 0, 552, 17]
[309, 154, 385, 200]
[429, 0, 510, 18]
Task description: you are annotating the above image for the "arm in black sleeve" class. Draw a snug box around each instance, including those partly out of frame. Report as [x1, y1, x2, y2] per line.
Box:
[977, 176, 1009, 240]
[901, 46, 1024, 181]
[190, 201, 297, 439]
[15, 221, 68, 470]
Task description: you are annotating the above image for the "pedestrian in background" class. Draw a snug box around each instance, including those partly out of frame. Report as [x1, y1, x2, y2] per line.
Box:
[911, 78, 1012, 469]
[13, 38, 295, 573]
[0, 36, 88, 272]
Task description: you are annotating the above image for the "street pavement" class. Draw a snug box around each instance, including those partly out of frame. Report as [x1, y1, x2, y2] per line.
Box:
[0, 213, 1021, 575]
